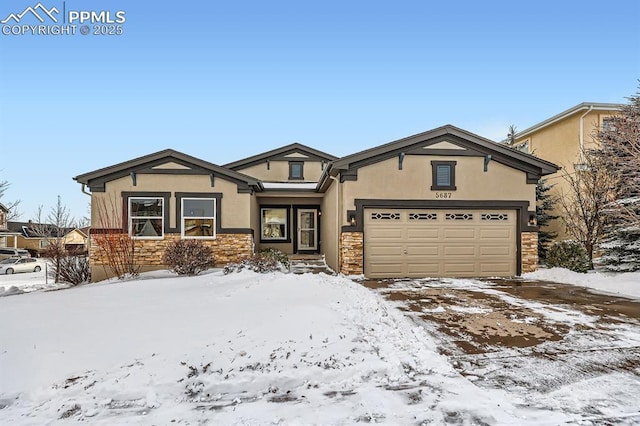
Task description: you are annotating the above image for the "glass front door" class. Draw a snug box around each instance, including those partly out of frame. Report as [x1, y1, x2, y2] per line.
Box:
[297, 209, 317, 251]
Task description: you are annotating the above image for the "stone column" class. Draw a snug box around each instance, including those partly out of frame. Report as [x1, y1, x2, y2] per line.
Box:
[340, 232, 363, 275]
[521, 232, 538, 274]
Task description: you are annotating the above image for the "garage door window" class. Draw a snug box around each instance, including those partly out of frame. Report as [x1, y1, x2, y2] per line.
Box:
[431, 161, 457, 190]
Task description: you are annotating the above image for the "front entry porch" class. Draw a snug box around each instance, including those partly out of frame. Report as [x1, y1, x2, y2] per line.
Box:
[258, 203, 322, 255]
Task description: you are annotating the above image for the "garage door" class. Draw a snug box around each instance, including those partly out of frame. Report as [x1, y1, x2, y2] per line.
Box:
[364, 208, 517, 278]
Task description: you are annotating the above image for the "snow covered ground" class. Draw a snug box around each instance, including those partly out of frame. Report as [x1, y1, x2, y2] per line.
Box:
[0, 268, 638, 424]
[524, 268, 640, 299]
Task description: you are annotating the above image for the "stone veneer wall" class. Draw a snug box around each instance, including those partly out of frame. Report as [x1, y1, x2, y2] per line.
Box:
[90, 233, 253, 281]
[521, 231, 538, 274]
[340, 232, 363, 275]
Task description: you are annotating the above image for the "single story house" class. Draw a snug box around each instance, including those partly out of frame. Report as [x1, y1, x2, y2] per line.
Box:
[74, 125, 559, 281]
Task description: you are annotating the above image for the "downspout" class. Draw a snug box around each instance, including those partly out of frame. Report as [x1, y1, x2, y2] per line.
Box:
[329, 174, 341, 272]
[80, 184, 91, 252]
[579, 105, 593, 163]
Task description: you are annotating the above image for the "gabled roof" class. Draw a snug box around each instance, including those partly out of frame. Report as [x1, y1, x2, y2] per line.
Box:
[74, 149, 262, 192]
[8, 221, 69, 238]
[0, 202, 8, 212]
[319, 125, 559, 190]
[515, 102, 622, 139]
[224, 143, 337, 170]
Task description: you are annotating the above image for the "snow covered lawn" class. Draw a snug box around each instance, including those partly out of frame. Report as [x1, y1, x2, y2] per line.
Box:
[1, 269, 638, 424]
[0, 271, 558, 425]
[524, 268, 640, 299]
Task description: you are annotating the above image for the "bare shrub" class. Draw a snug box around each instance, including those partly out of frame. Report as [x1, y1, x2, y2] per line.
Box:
[224, 249, 289, 274]
[56, 255, 90, 285]
[163, 239, 215, 276]
[91, 196, 140, 279]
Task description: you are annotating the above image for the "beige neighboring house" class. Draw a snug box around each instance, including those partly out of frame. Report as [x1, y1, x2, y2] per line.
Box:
[74, 125, 558, 282]
[512, 102, 622, 240]
[0, 203, 20, 248]
[6, 222, 89, 255]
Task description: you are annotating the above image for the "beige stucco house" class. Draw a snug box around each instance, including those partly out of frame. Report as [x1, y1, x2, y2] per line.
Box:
[74, 125, 558, 281]
[5, 222, 89, 255]
[512, 102, 621, 240]
[0, 203, 21, 248]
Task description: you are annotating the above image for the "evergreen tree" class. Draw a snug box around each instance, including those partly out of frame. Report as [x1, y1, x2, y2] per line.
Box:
[597, 84, 640, 271]
[536, 178, 558, 262]
[506, 125, 517, 146]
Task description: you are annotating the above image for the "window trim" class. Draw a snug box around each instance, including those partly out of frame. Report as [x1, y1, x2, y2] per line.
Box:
[260, 206, 291, 243]
[181, 197, 216, 239]
[288, 161, 304, 180]
[430, 160, 457, 191]
[128, 196, 165, 239]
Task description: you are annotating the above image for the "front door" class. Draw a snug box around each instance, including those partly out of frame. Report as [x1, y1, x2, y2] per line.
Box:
[297, 209, 318, 252]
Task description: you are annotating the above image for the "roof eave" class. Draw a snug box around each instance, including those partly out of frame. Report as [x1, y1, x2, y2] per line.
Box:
[515, 102, 623, 140]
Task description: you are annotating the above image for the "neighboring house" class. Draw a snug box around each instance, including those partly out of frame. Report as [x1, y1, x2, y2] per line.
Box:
[0, 203, 20, 248]
[512, 102, 622, 240]
[6, 222, 89, 255]
[74, 125, 558, 282]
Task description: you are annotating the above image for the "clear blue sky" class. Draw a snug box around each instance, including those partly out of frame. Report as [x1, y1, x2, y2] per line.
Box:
[1, 0, 639, 222]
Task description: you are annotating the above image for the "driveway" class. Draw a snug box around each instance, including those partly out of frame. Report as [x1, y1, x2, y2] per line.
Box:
[363, 278, 640, 424]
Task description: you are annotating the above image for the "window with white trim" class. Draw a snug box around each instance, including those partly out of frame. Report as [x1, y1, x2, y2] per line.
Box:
[261, 208, 288, 240]
[182, 198, 216, 238]
[129, 197, 164, 238]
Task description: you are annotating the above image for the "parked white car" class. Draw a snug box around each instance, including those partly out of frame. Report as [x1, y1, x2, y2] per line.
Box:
[0, 257, 42, 274]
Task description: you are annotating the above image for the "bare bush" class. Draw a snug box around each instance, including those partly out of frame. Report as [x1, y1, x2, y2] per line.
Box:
[56, 255, 90, 286]
[163, 239, 215, 276]
[91, 196, 140, 279]
[224, 249, 289, 274]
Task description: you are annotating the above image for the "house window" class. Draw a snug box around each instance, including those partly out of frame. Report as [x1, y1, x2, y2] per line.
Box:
[261, 208, 288, 240]
[515, 140, 530, 153]
[39, 240, 50, 249]
[602, 117, 616, 132]
[129, 197, 164, 238]
[430, 161, 457, 190]
[182, 198, 216, 238]
[289, 162, 304, 180]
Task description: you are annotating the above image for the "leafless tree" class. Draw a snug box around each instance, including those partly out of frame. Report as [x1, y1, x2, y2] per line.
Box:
[31, 196, 75, 283]
[0, 177, 22, 220]
[557, 148, 617, 266]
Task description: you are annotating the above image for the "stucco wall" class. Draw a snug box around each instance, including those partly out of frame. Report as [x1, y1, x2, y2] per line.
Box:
[515, 109, 618, 240]
[320, 180, 339, 271]
[237, 160, 325, 182]
[91, 174, 251, 230]
[342, 155, 536, 216]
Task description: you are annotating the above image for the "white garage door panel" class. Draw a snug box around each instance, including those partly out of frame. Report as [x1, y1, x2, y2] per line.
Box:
[479, 246, 512, 256]
[407, 229, 440, 239]
[407, 246, 440, 256]
[364, 209, 517, 278]
[444, 229, 477, 239]
[479, 228, 512, 239]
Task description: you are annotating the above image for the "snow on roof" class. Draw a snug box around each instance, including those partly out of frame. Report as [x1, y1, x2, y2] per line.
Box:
[261, 182, 318, 190]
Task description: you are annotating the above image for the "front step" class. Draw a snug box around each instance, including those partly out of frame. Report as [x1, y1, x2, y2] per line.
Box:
[288, 255, 334, 275]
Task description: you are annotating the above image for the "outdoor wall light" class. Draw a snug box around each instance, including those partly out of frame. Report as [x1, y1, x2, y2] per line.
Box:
[528, 214, 537, 226]
[348, 212, 357, 227]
